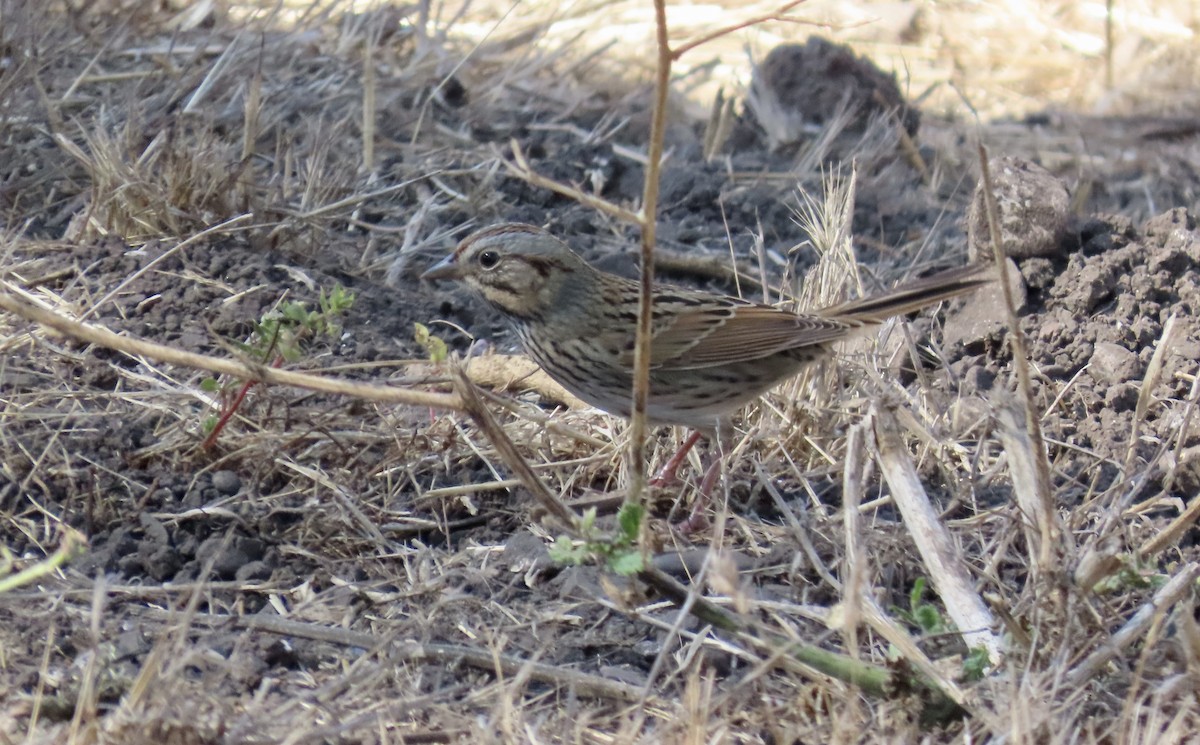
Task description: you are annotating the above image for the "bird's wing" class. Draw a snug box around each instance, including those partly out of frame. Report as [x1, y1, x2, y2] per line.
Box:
[620, 265, 993, 371]
[626, 301, 856, 370]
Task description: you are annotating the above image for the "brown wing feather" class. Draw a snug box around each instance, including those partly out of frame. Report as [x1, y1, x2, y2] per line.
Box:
[620, 265, 992, 372]
[647, 304, 854, 370]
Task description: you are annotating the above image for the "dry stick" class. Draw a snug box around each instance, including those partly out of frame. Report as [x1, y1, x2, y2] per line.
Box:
[505, 141, 640, 224]
[636, 567, 966, 720]
[840, 420, 868, 661]
[995, 404, 1059, 572]
[1127, 314, 1180, 477]
[873, 405, 1003, 664]
[977, 145, 1061, 575]
[856, 595, 969, 710]
[0, 282, 462, 411]
[627, 0, 673, 509]
[132, 607, 645, 704]
[1138, 495, 1200, 558]
[669, 1, 809, 59]
[449, 364, 580, 531]
[1066, 562, 1200, 686]
[3, 281, 595, 525]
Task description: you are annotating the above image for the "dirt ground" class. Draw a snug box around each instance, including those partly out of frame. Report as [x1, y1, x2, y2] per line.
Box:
[2, 2, 1200, 743]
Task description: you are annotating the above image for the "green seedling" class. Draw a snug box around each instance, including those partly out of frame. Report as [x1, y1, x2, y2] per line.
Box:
[894, 576, 948, 635]
[200, 285, 355, 449]
[413, 322, 448, 363]
[550, 502, 645, 576]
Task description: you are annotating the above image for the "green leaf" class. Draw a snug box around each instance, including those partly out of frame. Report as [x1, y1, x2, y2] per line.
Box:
[200, 378, 220, 392]
[961, 647, 990, 682]
[579, 507, 597, 535]
[280, 301, 310, 324]
[914, 604, 943, 633]
[609, 550, 644, 576]
[413, 322, 448, 363]
[428, 336, 447, 363]
[909, 577, 927, 611]
[549, 536, 587, 566]
[617, 502, 644, 544]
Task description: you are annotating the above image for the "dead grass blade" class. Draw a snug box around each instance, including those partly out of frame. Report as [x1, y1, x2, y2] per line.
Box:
[449, 363, 579, 530]
[978, 145, 1062, 577]
[873, 405, 1002, 663]
[1067, 562, 1200, 687]
[996, 402, 1065, 578]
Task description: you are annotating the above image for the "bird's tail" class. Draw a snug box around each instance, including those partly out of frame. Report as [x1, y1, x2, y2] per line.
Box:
[817, 264, 995, 324]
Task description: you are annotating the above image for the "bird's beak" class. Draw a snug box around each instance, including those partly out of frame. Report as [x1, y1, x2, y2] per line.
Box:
[421, 254, 461, 281]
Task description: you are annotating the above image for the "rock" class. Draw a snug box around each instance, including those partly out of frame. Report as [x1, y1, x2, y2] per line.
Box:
[1104, 383, 1139, 412]
[942, 259, 1026, 353]
[747, 38, 918, 150]
[235, 560, 274, 582]
[1018, 257, 1059, 289]
[1090, 342, 1141, 385]
[212, 470, 242, 495]
[503, 530, 553, 577]
[197, 535, 265, 580]
[968, 156, 1070, 260]
[1141, 207, 1195, 242]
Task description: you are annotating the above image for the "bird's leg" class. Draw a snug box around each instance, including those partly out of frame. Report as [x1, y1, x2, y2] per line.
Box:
[649, 430, 704, 487]
[673, 424, 729, 535]
[672, 457, 723, 534]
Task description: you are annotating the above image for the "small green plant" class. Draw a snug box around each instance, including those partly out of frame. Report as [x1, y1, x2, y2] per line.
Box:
[961, 646, 991, 682]
[894, 577, 948, 635]
[413, 322, 448, 363]
[1091, 557, 1165, 594]
[549, 502, 645, 575]
[889, 580, 994, 681]
[200, 285, 355, 448]
[0, 527, 86, 594]
[239, 285, 356, 363]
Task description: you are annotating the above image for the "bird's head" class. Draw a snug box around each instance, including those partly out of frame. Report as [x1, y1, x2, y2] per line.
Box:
[422, 224, 593, 320]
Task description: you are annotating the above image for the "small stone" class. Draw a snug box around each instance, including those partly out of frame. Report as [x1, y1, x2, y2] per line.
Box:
[503, 530, 552, 576]
[1104, 383, 1139, 412]
[143, 546, 182, 582]
[197, 535, 265, 580]
[968, 156, 1070, 260]
[1018, 257, 1058, 289]
[960, 364, 997, 395]
[943, 259, 1025, 353]
[212, 470, 241, 495]
[137, 513, 170, 546]
[1090, 342, 1140, 385]
[235, 560, 274, 582]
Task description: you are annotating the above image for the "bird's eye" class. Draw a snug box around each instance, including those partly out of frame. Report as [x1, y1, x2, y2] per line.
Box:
[478, 250, 500, 269]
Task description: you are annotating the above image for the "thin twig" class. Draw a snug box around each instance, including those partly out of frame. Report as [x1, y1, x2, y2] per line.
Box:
[977, 145, 1061, 576]
[505, 140, 640, 224]
[133, 606, 646, 703]
[450, 364, 580, 530]
[670, 1, 810, 59]
[627, 0, 673, 508]
[0, 281, 463, 411]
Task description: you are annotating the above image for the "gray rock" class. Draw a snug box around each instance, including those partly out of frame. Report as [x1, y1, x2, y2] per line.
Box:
[943, 259, 1026, 353]
[211, 470, 242, 495]
[968, 156, 1071, 260]
[1090, 342, 1140, 385]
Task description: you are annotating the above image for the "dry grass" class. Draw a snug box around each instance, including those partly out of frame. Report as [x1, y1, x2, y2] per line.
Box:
[2, 0, 1200, 743]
